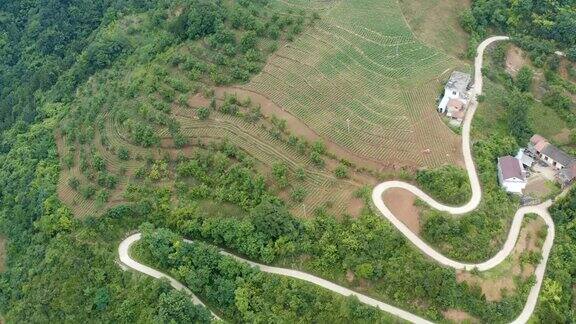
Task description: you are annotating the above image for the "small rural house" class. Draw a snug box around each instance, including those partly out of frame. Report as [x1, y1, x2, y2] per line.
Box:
[438, 71, 471, 113]
[497, 156, 527, 194]
[559, 164, 576, 186]
[446, 98, 466, 123]
[528, 134, 575, 170]
[528, 134, 576, 187]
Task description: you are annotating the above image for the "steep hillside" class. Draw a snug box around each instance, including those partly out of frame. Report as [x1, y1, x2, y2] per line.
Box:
[4, 1, 569, 323]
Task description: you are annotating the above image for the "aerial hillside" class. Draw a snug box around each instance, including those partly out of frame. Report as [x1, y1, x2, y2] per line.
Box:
[1, 0, 575, 323]
[55, 0, 470, 219]
[55, 0, 372, 219]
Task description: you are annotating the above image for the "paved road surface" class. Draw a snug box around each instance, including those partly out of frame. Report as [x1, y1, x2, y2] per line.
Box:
[372, 36, 555, 324]
[118, 36, 556, 324]
[120, 233, 434, 323]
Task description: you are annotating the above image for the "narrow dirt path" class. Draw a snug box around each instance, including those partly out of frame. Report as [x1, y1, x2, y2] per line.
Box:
[118, 36, 558, 324]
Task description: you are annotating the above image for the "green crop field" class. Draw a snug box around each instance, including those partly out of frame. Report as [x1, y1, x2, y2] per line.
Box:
[246, 0, 467, 168]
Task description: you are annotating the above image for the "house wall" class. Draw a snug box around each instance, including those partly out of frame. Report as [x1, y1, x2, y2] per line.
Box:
[503, 180, 526, 194]
[497, 165, 504, 186]
[540, 154, 565, 170]
[444, 88, 460, 98]
[439, 86, 469, 113]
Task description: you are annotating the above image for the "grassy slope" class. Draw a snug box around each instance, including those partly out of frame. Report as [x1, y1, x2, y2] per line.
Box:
[516, 48, 574, 146]
[529, 101, 568, 140]
[398, 0, 470, 59]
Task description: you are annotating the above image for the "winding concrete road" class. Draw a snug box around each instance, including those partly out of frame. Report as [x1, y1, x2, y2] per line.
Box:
[120, 233, 434, 323]
[118, 36, 557, 323]
[372, 36, 556, 324]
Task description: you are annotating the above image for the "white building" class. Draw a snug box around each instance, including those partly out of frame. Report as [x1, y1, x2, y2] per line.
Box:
[438, 71, 472, 113]
[497, 156, 527, 194]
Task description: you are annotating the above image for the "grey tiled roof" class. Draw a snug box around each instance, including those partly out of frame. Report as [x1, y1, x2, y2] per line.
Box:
[559, 164, 576, 182]
[541, 144, 576, 166]
[446, 71, 471, 93]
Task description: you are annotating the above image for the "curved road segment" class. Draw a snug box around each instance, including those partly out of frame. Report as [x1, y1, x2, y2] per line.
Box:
[118, 36, 557, 324]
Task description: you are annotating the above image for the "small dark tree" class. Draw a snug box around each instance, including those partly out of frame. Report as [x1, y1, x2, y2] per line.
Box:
[334, 164, 349, 179]
[310, 151, 324, 167]
[68, 177, 80, 190]
[250, 199, 300, 241]
[312, 140, 326, 155]
[118, 147, 130, 160]
[515, 66, 533, 92]
[197, 107, 210, 120]
[290, 187, 307, 203]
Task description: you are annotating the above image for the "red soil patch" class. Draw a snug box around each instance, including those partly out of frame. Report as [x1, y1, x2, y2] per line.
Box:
[457, 218, 545, 301]
[382, 188, 420, 234]
[443, 309, 478, 323]
[506, 46, 528, 77]
[558, 58, 575, 81]
[347, 197, 364, 217]
[188, 93, 210, 107]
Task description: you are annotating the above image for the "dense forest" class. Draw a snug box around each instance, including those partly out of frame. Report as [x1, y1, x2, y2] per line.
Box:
[463, 0, 576, 62]
[537, 188, 576, 321]
[135, 224, 398, 323]
[0, 0, 575, 323]
[0, 0, 147, 133]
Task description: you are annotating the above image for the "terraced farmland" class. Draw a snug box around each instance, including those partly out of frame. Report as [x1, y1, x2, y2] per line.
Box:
[58, 97, 364, 218]
[246, 0, 466, 168]
[169, 106, 364, 217]
[56, 0, 467, 219]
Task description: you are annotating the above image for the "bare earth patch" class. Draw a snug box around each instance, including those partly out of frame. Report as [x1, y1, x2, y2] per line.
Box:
[187, 92, 210, 107]
[553, 128, 572, 145]
[442, 309, 478, 323]
[346, 269, 355, 283]
[558, 59, 575, 81]
[506, 46, 528, 77]
[456, 218, 545, 301]
[382, 188, 420, 234]
[346, 196, 365, 217]
[525, 176, 553, 199]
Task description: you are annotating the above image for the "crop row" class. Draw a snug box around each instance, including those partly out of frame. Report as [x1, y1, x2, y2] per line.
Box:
[173, 120, 355, 215]
[325, 0, 414, 38]
[244, 10, 457, 167]
[248, 66, 421, 154]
